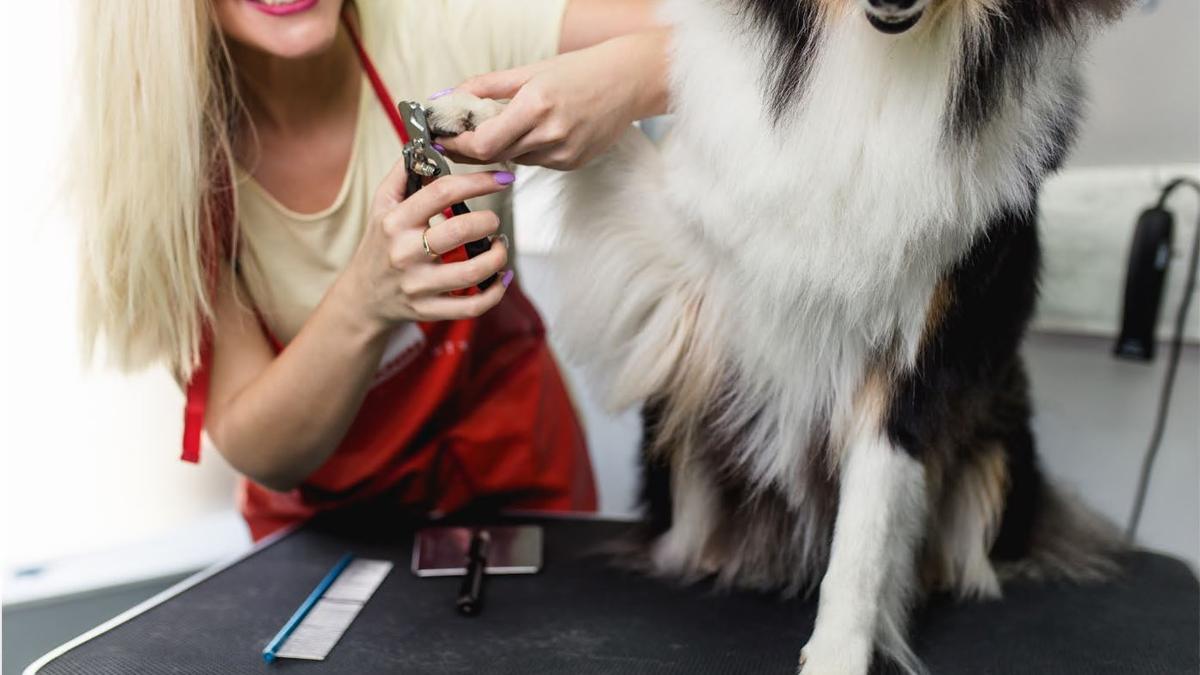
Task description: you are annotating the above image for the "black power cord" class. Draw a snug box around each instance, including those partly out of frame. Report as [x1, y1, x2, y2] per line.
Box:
[1125, 177, 1200, 542]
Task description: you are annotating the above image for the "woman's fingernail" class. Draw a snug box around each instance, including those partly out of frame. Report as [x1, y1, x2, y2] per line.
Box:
[499, 233, 510, 250]
[433, 143, 446, 153]
[429, 88, 454, 100]
[493, 171, 516, 186]
[501, 269, 515, 288]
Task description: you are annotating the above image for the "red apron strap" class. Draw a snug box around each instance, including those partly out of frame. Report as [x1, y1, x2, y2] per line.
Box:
[182, 335, 212, 463]
[181, 158, 234, 463]
[342, 9, 460, 230]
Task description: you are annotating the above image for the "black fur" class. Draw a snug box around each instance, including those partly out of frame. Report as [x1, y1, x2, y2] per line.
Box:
[950, 2, 1053, 141]
[736, 0, 825, 120]
[639, 400, 674, 538]
[949, 0, 1127, 142]
[885, 201, 1045, 558]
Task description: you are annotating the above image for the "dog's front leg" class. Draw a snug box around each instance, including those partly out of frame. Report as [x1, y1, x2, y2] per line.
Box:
[651, 449, 722, 578]
[800, 426, 927, 675]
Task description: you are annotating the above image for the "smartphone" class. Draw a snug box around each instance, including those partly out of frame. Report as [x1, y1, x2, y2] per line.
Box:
[411, 525, 543, 577]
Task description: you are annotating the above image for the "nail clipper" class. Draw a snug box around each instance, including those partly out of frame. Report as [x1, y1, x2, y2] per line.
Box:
[398, 100, 497, 291]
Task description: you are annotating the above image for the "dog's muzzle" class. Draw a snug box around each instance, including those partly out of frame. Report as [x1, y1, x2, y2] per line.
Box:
[863, 0, 924, 34]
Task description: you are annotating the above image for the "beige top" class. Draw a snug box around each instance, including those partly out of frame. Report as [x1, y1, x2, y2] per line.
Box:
[236, 0, 568, 344]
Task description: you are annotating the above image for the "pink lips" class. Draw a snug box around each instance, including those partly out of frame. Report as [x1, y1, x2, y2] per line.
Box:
[248, 0, 318, 17]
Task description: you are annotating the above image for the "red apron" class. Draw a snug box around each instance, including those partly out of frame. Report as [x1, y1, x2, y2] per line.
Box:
[184, 15, 597, 541]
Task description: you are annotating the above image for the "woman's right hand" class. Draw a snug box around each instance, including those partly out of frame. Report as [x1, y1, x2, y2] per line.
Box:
[340, 160, 515, 330]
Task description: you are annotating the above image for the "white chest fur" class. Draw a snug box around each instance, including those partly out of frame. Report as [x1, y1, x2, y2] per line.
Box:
[664, 1, 996, 329]
[659, 2, 1062, 482]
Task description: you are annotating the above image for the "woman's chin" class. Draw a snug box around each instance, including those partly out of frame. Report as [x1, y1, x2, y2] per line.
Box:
[254, 29, 340, 59]
[216, 0, 344, 59]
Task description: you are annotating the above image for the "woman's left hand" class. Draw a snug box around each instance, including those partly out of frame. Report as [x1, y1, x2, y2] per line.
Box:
[434, 29, 669, 171]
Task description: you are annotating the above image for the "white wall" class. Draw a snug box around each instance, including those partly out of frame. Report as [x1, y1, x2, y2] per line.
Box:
[1071, 0, 1199, 168]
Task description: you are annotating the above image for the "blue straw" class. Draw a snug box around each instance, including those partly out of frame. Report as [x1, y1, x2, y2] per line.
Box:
[263, 553, 355, 664]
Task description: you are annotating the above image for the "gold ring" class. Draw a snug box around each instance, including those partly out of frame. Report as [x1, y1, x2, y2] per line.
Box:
[421, 226, 439, 258]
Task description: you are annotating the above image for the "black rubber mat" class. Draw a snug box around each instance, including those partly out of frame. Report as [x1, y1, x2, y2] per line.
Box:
[32, 513, 1200, 674]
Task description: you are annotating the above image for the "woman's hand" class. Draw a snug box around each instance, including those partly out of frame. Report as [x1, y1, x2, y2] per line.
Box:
[338, 160, 515, 331]
[434, 29, 670, 170]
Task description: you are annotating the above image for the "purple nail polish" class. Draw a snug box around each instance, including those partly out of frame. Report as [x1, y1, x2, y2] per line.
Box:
[494, 171, 516, 186]
[433, 143, 446, 153]
[501, 269, 515, 288]
[429, 88, 454, 100]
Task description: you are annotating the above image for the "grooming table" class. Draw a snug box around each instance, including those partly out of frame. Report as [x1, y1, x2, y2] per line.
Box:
[26, 512, 1199, 674]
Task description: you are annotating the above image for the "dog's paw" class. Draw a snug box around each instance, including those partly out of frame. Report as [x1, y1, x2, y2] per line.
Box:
[424, 91, 506, 137]
[647, 529, 722, 584]
[648, 529, 692, 576]
[649, 529, 705, 577]
[798, 633, 872, 675]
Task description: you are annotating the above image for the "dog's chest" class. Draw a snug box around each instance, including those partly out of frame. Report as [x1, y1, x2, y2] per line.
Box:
[660, 3, 993, 363]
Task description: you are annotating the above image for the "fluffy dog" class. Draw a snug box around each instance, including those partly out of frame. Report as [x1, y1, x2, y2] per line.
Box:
[430, 1, 1128, 672]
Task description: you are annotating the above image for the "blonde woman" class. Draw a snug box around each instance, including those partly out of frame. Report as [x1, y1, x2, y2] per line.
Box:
[77, 0, 668, 539]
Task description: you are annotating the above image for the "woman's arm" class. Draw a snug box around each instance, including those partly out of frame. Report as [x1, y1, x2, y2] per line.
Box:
[206, 166, 514, 491]
[205, 267, 387, 491]
[559, 0, 662, 53]
[436, 28, 670, 170]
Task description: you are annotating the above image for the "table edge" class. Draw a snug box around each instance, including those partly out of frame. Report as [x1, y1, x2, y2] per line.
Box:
[22, 523, 299, 675]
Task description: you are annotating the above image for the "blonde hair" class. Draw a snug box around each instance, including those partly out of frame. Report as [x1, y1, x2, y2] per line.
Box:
[75, 1, 239, 380]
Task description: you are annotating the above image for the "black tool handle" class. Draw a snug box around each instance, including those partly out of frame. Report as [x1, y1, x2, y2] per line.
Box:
[406, 173, 424, 201]
[456, 531, 489, 616]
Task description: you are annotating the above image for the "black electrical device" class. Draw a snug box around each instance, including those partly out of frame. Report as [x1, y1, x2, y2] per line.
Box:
[1113, 207, 1174, 360]
[1119, 177, 1200, 541]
